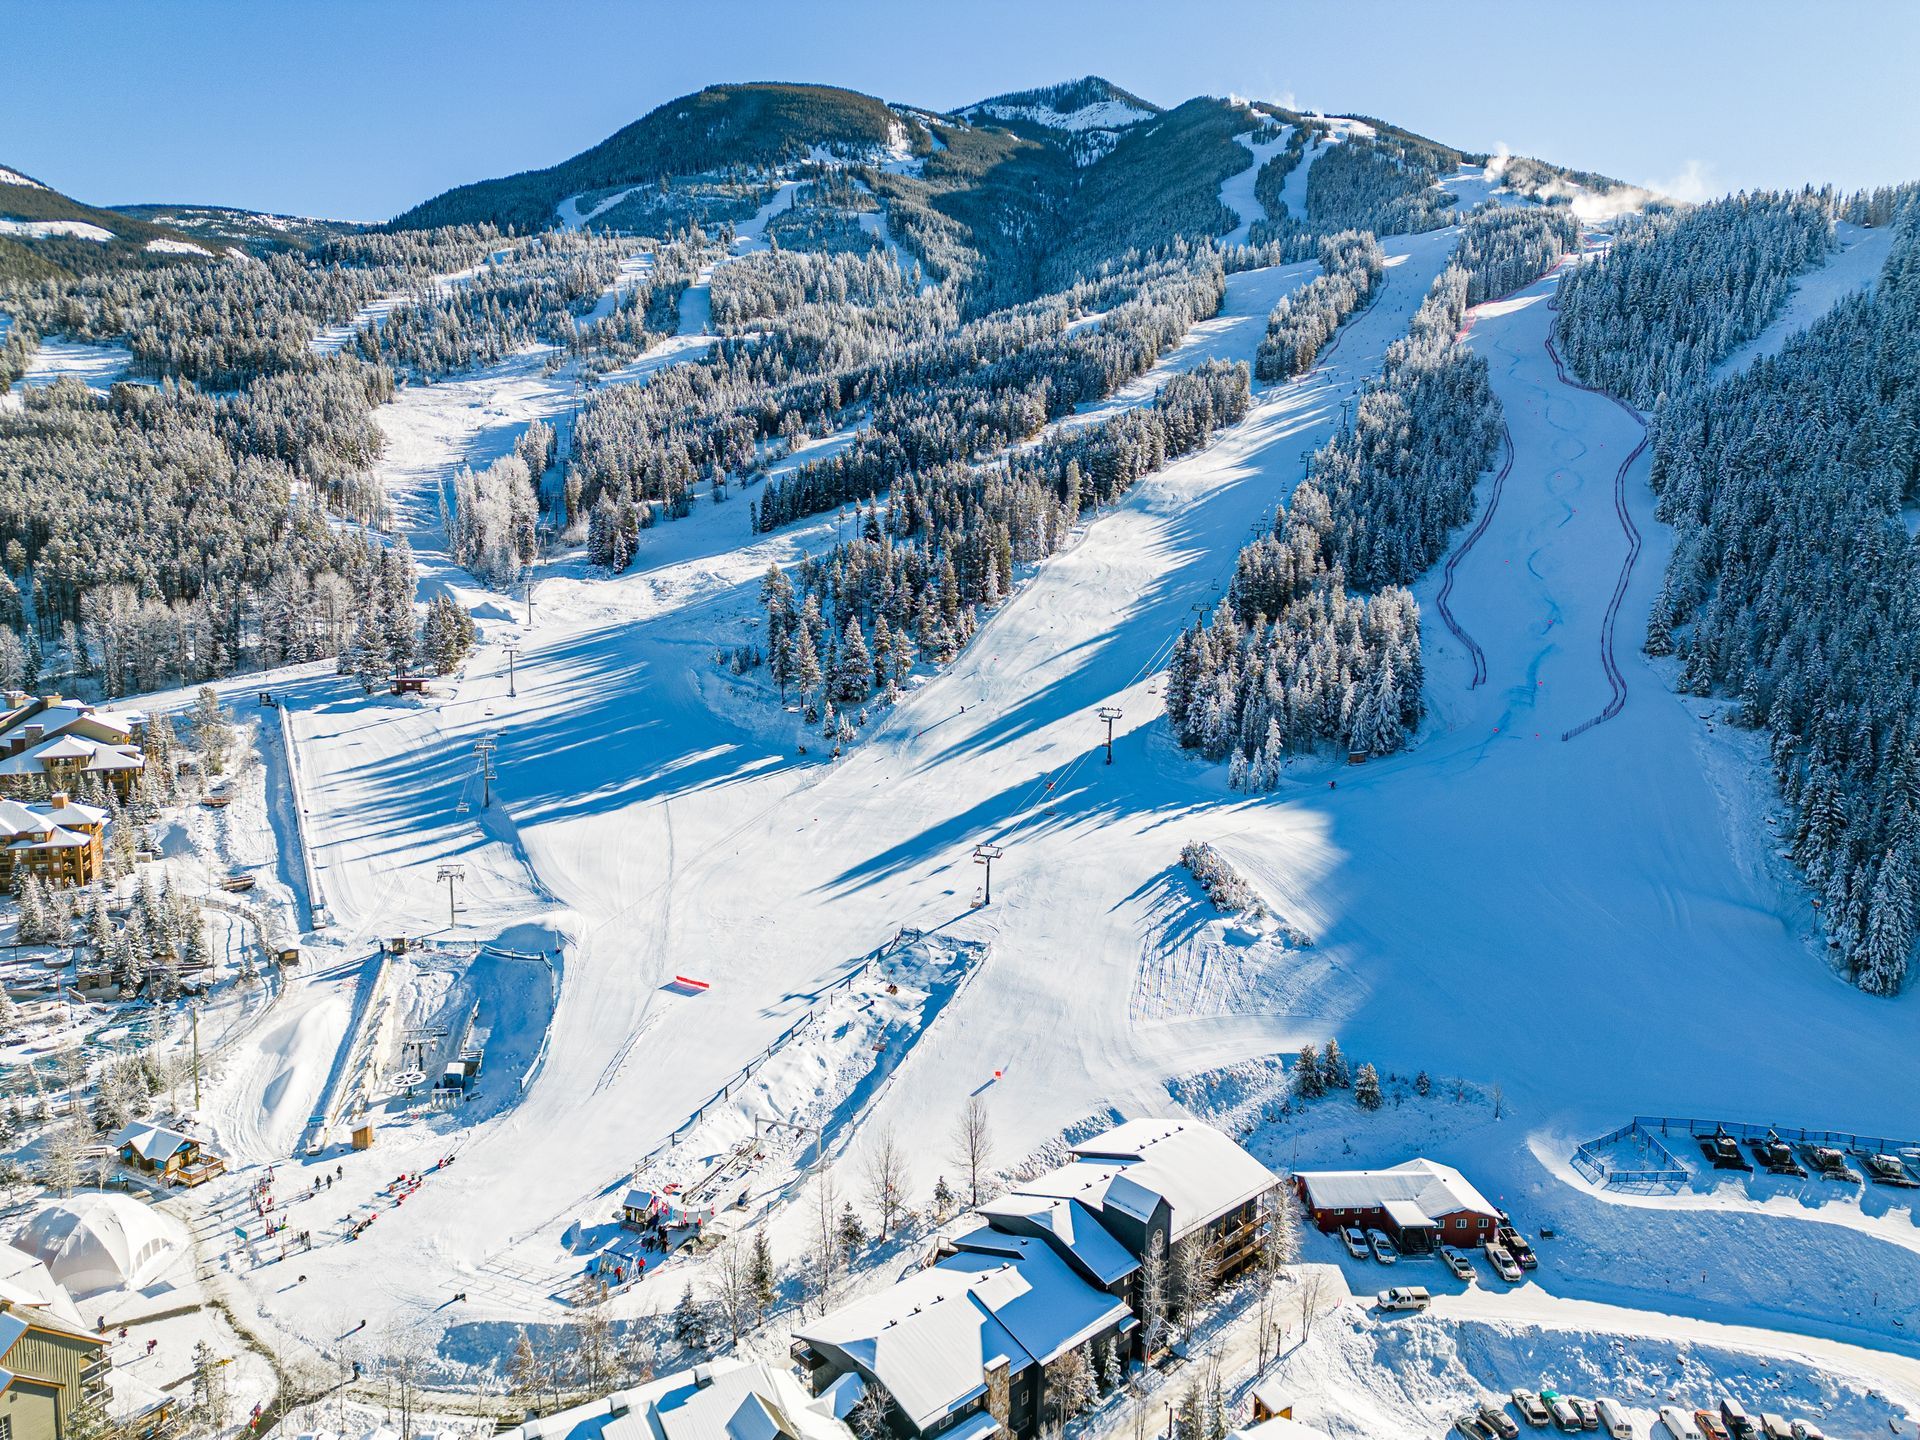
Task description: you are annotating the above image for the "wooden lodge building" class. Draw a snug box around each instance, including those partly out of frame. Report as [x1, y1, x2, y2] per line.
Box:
[0, 795, 109, 890]
[792, 1120, 1279, 1440]
[1293, 1158, 1501, 1254]
[0, 697, 145, 803]
[111, 1122, 225, 1188]
[0, 1300, 108, 1440]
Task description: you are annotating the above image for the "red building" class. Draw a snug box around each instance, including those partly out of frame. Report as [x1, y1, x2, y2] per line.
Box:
[1293, 1158, 1500, 1254]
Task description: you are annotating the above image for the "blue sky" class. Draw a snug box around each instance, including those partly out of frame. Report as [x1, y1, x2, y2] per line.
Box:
[6, 0, 1917, 220]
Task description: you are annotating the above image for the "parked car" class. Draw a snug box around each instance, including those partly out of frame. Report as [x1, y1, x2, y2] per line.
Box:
[1376, 1286, 1431, 1312]
[1571, 1398, 1600, 1432]
[1368, 1229, 1399, 1264]
[1758, 1417, 1792, 1440]
[1341, 1226, 1369, 1259]
[1479, 1403, 1521, 1439]
[1548, 1396, 1582, 1432]
[1694, 1411, 1730, 1440]
[1659, 1408, 1704, 1440]
[1513, 1391, 1553, 1428]
[1485, 1241, 1523, 1281]
[1595, 1398, 1633, 1439]
[1458, 1415, 1495, 1440]
[1496, 1224, 1539, 1268]
[1788, 1422, 1825, 1440]
[1718, 1399, 1754, 1440]
[1441, 1246, 1475, 1281]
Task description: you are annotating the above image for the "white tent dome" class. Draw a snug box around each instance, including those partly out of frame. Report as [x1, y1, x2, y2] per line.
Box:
[18, 1194, 183, 1296]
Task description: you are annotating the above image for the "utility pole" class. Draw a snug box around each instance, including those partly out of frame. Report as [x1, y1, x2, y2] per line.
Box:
[504, 647, 519, 699]
[1097, 706, 1123, 765]
[190, 1006, 201, 1110]
[474, 734, 497, 809]
[436, 864, 465, 932]
[972, 843, 1004, 905]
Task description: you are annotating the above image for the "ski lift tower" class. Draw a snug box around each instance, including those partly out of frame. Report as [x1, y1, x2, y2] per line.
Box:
[972, 843, 1004, 906]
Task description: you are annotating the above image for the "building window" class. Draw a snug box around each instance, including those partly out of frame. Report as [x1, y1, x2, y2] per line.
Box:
[1, 1412, 15, 1440]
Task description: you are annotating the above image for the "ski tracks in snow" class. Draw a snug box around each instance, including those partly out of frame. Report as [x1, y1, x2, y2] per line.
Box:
[1541, 318, 1648, 741]
[1433, 421, 1514, 688]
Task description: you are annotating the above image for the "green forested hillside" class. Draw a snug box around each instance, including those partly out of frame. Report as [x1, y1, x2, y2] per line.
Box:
[392, 83, 927, 232]
[0, 166, 212, 284]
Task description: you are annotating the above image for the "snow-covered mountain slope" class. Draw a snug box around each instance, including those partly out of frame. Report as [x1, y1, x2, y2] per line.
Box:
[961, 77, 1159, 165]
[0, 163, 212, 281]
[1711, 217, 1895, 379]
[395, 82, 927, 233]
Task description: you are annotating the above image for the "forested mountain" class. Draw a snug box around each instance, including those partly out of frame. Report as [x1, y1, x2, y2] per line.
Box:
[109, 204, 365, 257]
[385, 80, 1471, 315]
[958, 77, 1158, 167]
[0, 165, 214, 284]
[1167, 206, 1578, 779]
[393, 83, 927, 233]
[1643, 199, 1920, 992]
[1556, 190, 1837, 405]
[8, 75, 1920, 999]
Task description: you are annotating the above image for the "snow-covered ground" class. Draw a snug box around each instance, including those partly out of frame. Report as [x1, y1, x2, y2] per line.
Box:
[0, 217, 112, 242]
[209, 229, 1481, 1354]
[1270, 133, 1331, 224]
[175, 191, 1920, 1417]
[1218, 129, 1296, 247]
[5, 334, 139, 390]
[1713, 218, 1895, 378]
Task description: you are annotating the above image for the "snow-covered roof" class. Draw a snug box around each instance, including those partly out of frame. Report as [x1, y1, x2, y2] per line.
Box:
[503, 1361, 855, 1440]
[964, 1193, 1138, 1285]
[1229, 1418, 1332, 1440]
[0, 1242, 84, 1331]
[1382, 1198, 1435, 1230]
[795, 1264, 1030, 1429]
[112, 1121, 196, 1164]
[936, 1238, 1132, 1366]
[937, 1414, 1000, 1440]
[657, 1363, 851, 1440]
[1294, 1159, 1497, 1221]
[1, 702, 136, 744]
[0, 801, 50, 839]
[7, 825, 87, 852]
[0, 794, 107, 845]
[0, 732, 142, 776]
[33, 736, 95, 761]
[1007, 1118, 1278, 1241]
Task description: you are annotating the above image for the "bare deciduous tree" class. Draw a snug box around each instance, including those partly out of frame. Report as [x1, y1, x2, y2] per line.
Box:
[808, 1168, 843, 1313]
[863, 1124, 911, 1241]
[1296, 1268, 1328, 1343]
[707, 1233, 754, 1348]
[951, 1094, 994, 1206]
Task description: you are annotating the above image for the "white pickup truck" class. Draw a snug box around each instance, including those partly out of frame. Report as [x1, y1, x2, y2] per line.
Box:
[1375, 1285, 1431, 1311]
